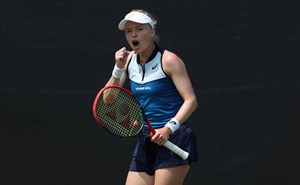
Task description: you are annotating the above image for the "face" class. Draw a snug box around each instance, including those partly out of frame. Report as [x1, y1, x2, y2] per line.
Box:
[124, 21, 155, 53]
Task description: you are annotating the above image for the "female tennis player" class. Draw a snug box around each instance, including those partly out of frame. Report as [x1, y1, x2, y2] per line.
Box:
[104, 9, 198, 185]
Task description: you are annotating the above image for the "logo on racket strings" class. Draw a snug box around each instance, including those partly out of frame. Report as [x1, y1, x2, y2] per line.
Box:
[105, 102, 132, 130]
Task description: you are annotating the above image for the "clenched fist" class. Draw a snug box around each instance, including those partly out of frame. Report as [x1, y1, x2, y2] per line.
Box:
[115, 47, 129, 69]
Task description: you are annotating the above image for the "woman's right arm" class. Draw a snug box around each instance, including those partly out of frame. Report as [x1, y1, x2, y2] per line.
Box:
[105, 47, 132, 87]
[105, 73, 127, 87]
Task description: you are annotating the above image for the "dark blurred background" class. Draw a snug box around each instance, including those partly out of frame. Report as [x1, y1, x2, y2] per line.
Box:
[1, 0, 299, 184]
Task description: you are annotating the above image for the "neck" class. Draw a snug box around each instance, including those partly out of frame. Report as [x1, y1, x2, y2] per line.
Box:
[138, 43, 156, 65]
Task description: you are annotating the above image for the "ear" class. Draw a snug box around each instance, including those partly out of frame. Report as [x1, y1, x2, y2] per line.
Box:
[150, 28, 155, 37]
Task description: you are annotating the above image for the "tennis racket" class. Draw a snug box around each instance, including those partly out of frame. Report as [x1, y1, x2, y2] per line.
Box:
[92, 85, 189, 160]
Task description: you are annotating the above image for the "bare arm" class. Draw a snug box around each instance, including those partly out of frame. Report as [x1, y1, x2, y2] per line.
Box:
[163, 51, 198, 124]
[151, 50, 198, 145]
[103, 48, 133, 102]
[105, 47, 134, 87]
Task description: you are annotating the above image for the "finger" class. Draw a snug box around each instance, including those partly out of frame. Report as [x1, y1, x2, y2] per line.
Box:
[120, 47, 127, 53]
[151, 133, 164, 144]
[149, 132, 154, 138]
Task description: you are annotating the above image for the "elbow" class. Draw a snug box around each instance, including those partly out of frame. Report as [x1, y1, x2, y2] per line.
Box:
[188, 95, 198, 112]
[193, 97, 198, 111]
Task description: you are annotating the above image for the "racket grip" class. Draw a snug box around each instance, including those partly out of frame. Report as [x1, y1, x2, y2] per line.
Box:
[163, 140, 189, 160]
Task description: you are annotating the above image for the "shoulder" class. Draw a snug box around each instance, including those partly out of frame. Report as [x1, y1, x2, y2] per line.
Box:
[162, 50, 186, 77]
[162, 50, 184, 66]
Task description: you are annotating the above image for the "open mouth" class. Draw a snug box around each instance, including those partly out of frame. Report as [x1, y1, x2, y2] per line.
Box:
[132, 40, 139, 47]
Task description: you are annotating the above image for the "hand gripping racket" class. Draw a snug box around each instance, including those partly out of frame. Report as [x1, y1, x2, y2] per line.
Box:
[92, 85, 189, 160]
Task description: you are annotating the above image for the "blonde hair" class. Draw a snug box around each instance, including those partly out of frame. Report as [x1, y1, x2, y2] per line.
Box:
[131, 9, 160, 43]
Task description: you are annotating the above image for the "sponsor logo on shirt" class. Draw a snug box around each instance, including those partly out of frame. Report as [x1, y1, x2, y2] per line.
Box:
[135, 87, 152, 91]
[152, 63, 158, 70]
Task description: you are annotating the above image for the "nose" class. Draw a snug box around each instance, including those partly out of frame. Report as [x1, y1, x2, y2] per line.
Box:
[131, 30, 137, 37]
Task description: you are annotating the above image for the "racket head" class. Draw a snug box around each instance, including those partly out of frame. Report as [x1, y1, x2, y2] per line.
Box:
[92, 85, 145, 137]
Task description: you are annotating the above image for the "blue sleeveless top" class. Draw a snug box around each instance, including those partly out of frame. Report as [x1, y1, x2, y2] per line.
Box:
[127, 46, 183, 128]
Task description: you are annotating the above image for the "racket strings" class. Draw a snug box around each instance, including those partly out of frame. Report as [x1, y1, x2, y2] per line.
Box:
[95, 88, 144, 137]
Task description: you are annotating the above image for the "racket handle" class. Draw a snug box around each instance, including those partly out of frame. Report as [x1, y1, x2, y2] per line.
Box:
[163, 140, 189, 160]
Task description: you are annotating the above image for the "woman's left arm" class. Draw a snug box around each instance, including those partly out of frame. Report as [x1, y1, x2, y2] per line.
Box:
[163, 50, 198, 124]
[151, 50, 198, 145]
